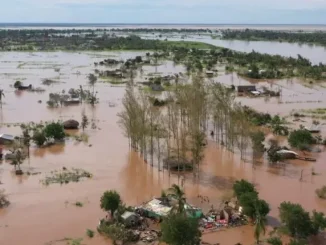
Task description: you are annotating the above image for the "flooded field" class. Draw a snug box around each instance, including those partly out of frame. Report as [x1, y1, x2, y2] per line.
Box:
[1, 51, 326, 245]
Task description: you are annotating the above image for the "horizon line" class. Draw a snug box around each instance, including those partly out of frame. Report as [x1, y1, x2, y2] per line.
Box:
[0, 22, 326, 26]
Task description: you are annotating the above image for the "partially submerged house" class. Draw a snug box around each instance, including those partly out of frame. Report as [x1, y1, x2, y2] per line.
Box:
[138, 198, 172, 219]
[121, 211, 140, 227]
[250, 91, 261, 96]
[305, 125, 321, 133]
[237, 85, 257, 93]
[276, 149, 299, 159]
[102, 70, 125, 78]
[137, 198, 202, 219]
[63, 97, 80, 105]
[0, 134, 15, 144]
[17, 84, 32, 90]
[206, 70, 214, 77]
[150, 84, 164, 92]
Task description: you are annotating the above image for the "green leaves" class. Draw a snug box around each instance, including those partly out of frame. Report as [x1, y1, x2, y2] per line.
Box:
[100, 190, 121, 216]
[288, 129, 315, 149]
[233, 179, 258, 199]
[278, 202, 326, 239]
[44, 122, 66, 141]
[161, 213, 201, 245]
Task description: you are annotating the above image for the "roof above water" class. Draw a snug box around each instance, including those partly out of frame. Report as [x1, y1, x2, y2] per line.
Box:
[0, 134, 14, 141]
[121, 211, 137, 220]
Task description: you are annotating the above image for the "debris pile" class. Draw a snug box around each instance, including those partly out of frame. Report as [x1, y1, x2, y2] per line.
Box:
[41, 168, 92, 185]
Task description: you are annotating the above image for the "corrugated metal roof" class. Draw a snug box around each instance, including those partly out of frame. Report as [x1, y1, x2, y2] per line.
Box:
[0, 134, 14, 141]
[121, 211, 136, 220]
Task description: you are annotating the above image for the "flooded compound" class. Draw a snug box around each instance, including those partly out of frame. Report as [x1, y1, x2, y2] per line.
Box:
[0, 51, 326, 245]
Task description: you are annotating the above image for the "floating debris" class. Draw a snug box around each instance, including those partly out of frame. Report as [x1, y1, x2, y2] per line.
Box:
[41, 168, 92, 185]
[42, 79, 59, 86]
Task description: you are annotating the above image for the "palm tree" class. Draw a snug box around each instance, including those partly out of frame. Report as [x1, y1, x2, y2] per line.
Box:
[0, 89, 4, 108]
[254, 208, 267, 244]
[168, 184, 186, 214]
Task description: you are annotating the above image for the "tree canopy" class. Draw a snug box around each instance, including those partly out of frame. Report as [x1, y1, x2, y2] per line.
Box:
[279, 202, 326, 239]
[161, 213, 201, 245]
[44, 122, 66, 141]
[288, 129, 315, 149]
[233, 179, 258, 199]
[233, 179, 270, 223]
[100, 190, 121, 217]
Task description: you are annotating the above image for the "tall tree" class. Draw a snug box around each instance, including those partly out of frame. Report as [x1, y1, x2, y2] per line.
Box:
[254, 207, 267, 244]
[100, 190, 121, 218]
[87, 74, 97, 105]
[168, 184, 186, 214]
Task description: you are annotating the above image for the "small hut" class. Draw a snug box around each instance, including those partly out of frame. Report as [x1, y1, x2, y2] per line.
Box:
[206, 70, 214, 77]
[0, 134, 14, 145]
[121, 211, 139, 227]
[237, 85, 256, 93]
[63, 120, 79, 130]
[305, 125, 321, 133]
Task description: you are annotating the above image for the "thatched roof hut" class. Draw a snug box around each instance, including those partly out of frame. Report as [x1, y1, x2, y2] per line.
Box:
[63, 120, 79, 130]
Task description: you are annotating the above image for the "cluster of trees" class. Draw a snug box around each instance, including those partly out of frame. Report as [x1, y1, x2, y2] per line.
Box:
[234, 180, 326, 244]
[99, 185, 201, 245]
[0, 28, 213, 39]
[221, 29, 326, 47]
[118, 76, 259, 172]
[222, 50, 326, 80]
[4, 122, 66, 175]
[233, 180, 270, 244]
[164, 45, 326, 80]
[279, 202, 326, 242]
[243, 107, 288, 136]
[47, 85, 98, 108]
[0, 31, 211, 51]
[21, 121, 66, 148]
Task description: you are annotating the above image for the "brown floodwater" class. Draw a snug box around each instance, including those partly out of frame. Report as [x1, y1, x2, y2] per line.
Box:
[0, 52, 326, 245]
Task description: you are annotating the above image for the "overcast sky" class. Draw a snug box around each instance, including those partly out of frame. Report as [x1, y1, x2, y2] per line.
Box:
[1, 0, 326, 24]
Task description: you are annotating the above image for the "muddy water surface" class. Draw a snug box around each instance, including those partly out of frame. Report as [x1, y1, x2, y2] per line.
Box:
[1, 52, 326, 245]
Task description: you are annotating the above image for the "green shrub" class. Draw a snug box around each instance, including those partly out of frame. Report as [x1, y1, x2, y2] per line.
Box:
[316, 186, 326, 199]
[75, 201, 83, 207]
[233, 179, 257, 199]
[14, 81, 22, 88]
[44, 122, 65, 140]
[267, 237, 283, 245]
[288, 129, 315, 148]
[86, 229, 95, 238]
[32, 130, 47, 146]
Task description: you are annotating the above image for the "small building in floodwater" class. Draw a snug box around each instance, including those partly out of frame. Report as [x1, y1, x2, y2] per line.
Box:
[237, 85, 257, 93]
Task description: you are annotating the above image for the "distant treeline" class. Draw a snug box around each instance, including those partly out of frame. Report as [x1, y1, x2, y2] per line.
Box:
[0, 31, 213, 51]
[221, 29, 326, 47]
[0, 28, 212, 38]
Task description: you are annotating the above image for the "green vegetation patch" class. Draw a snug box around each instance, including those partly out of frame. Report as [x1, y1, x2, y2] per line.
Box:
[41, 168, 92, 185]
